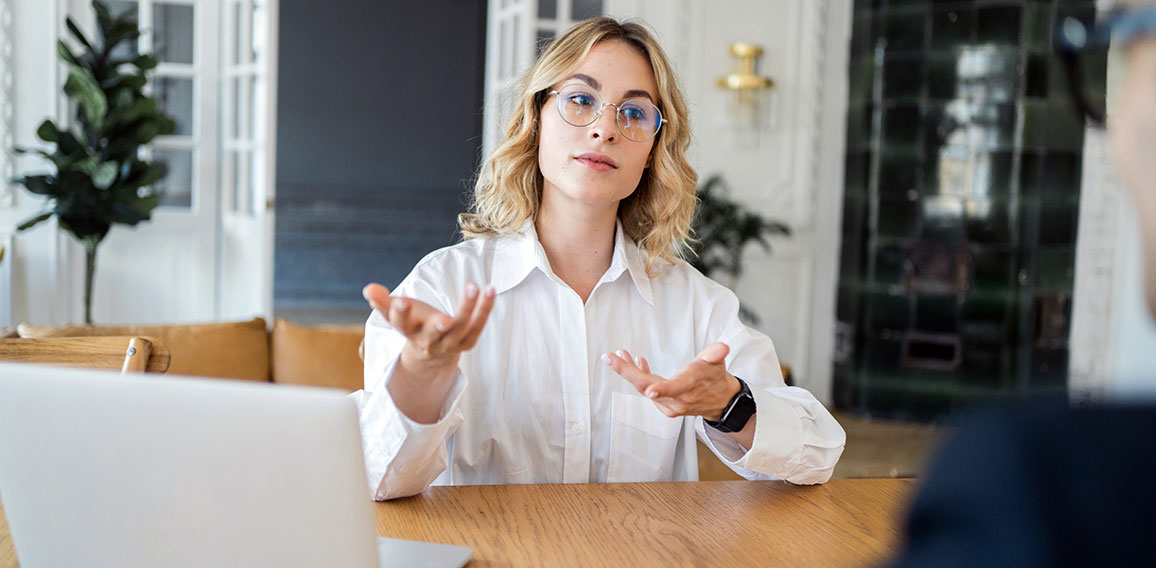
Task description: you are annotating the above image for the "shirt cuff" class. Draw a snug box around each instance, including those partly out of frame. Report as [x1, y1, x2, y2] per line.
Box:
[698, 386, 804, 477]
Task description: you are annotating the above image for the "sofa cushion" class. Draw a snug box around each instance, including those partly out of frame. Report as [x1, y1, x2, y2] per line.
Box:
[271, 318, 364, 392]
[17, 318, 270, 381]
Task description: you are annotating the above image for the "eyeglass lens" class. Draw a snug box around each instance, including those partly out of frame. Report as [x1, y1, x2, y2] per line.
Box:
[555, 86, 662, 141]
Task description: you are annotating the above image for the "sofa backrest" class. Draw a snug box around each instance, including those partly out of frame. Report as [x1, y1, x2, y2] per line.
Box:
[270, 318, 364, 392]
[17, 318, 270, 381]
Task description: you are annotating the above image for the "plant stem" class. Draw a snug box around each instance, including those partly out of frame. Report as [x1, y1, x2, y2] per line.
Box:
[84, 236, 99, 325]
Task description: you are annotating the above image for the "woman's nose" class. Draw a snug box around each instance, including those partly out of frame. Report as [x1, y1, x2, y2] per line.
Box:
[588, 104, 618, 142]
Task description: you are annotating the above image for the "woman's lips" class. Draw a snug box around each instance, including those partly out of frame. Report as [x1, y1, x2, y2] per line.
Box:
[575, 153, 618, 172]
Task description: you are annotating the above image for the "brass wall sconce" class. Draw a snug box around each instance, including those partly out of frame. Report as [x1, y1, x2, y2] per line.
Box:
[717, 42, 776, 140]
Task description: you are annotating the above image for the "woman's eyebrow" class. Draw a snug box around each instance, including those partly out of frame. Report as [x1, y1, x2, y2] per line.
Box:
[563, 74, 655, 102]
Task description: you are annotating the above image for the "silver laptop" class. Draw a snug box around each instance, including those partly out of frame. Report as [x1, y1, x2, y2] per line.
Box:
[0, 362, 471, 568]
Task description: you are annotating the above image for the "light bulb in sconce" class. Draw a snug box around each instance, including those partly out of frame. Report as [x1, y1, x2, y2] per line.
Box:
[716, 42, 776, 144]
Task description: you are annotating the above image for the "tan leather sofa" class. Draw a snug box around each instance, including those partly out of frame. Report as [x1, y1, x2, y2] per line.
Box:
[14, 318, 366, 392]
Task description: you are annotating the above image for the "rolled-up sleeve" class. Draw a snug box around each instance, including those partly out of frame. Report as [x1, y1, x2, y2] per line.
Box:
[351, 274, 468, 500]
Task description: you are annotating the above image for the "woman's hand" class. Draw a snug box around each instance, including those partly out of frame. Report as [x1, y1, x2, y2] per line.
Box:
[601, 342, 741, 421]
[363, 282, 495, 424]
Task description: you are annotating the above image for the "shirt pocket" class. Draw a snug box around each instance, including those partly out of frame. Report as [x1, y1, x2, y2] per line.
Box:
[606, 392, 684, 483]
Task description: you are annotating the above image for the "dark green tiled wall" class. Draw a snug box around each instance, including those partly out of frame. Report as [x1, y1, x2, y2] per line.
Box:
[835, 0, 1105, 422]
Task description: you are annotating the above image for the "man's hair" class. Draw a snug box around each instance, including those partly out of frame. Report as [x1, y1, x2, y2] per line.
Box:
[458, 17, 698, 275]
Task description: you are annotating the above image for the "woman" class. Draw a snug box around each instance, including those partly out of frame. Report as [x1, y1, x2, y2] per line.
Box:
[355, 17, 845, 500]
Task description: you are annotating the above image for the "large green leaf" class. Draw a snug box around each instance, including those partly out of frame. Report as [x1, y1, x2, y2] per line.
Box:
[56, 40, 80, 66]
[36, 120, 59, 143]
[103, 21, 140, 50]
[131, 54, 156, 71]
[64, 69, 107, 130]
[56, 131, 85, 157]
[16, 211, 54, 232]
[64, 17, 94, 52]
[92, 161, 118, 189]
[15, 175, 58, 196]
[93, 0, 114, 34]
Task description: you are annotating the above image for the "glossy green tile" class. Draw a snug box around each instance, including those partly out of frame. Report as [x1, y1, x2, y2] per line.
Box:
[1037, 199, 1077, 246]
[882, 104, 923, 147]
[931, 7, 974, 51]
[970, 248, 1016, 291]
[960, 296, 1013, 340]
[1040, 153, 1082, 198]
[878, 151, 923, 198]
[1028, 347, 1068, 389]
[848, 57, 876, 106]
[877, 196, 922, 239]
[976, 5, 1021, 44]
[1034, 247, 1075, 291]
[965, 197, 1014, 243]
[1025, 53, 1048, 98]
[960, 339, 1007, 388]
[883, 11, 928, 53]
[884, 57, 927, 100]
[916, 293, 960, 333]
[922, 195, 966, 243]
[869, 291, 912, 332]
[875, 245, 910, 287]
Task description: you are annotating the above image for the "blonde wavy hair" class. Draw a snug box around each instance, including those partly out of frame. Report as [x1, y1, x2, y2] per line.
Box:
[458, 17, 698, 275]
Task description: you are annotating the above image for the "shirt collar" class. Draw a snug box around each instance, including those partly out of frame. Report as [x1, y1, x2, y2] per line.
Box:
[490, 219, 654, 306]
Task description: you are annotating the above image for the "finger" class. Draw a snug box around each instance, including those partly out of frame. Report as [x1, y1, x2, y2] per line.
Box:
[636, 356, 651, 374]
[387, 298, 421, 336]
[362, 282, 393, 313]
[457, 286, 496, 350]
[697, 342, 730, 365]
[439, 283, 481, 344]
[602, 350, 660, 394]
[644, 372, 696, 400]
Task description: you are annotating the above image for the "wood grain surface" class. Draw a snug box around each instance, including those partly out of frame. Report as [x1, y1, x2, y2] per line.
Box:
[375, 479, 914, 567]
[1, 479, 914, 568]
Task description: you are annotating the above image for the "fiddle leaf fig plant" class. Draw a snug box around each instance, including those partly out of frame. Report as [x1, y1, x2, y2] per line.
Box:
[690, 174, 790, 324]
[12, 0, 174, 324]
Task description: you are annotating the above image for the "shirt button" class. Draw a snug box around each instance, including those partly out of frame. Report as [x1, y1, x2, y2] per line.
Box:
[570, 423, 584, 435]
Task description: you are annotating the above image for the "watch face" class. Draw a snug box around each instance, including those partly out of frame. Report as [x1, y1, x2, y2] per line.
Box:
[721, 393, 757, 433]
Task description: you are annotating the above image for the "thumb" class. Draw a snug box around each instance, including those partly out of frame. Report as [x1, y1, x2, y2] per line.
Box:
[697, 342, 729, 365]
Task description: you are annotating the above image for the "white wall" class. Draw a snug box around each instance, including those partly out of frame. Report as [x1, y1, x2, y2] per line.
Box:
[0, 0, 73, 327]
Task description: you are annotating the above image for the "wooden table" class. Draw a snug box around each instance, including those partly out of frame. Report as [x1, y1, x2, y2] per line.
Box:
[2, 479, 914, 567]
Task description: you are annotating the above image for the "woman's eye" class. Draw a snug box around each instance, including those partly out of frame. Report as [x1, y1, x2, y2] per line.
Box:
[567, 93, 597, 107]
[621, 105, 649, 121]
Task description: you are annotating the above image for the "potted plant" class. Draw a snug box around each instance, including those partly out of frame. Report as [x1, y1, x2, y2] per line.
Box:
[690, 174, 790, 323]
[12, 0, 174, 324]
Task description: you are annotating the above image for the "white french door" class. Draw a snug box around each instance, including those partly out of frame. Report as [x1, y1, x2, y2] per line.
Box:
[218, 0, 277, 321]
[60, 0, 276, 325]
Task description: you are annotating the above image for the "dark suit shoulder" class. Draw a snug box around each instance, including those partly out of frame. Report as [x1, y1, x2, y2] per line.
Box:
[893, 403, 1156, 568]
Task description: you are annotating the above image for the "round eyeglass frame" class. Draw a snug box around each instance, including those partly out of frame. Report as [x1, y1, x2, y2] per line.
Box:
[546, 87, 668, 142]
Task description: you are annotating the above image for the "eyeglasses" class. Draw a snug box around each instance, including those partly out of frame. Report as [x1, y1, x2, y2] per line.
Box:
[547, 85, 667, 142]
[1056, 5, 1156, 127]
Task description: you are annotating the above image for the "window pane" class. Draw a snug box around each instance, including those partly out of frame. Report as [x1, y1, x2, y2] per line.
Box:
[154, 147, 193, 208]
[538, 0, 556, 19]
[154, 3, 194, 64]
[234, 151, 253, 215]
[251, 1, 265, 63]
[536, 30, 554, 57]
[571, 0, 601, 20]
[154, 77, 194, 136]
[233, 1, 245, 65]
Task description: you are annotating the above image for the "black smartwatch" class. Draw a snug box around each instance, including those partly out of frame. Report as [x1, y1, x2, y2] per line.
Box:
[704, 377, 756, 433]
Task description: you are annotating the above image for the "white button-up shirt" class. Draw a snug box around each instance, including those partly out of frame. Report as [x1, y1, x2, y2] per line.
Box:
[353, 222, 845, 500]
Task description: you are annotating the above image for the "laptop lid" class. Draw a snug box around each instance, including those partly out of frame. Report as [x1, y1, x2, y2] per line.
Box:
[0, 363, 380, 568]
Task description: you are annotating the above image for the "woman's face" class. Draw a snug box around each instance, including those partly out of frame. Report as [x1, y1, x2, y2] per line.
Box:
[538, 40, 659, 213]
